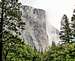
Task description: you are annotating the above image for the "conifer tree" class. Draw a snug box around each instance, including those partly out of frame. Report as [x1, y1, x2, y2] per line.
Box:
[0, 0, 25, 61]
[71, 9, 75, 42]
[60, 14, 72, 43]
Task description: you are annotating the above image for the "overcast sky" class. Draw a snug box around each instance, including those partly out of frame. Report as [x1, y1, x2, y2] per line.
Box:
[19, 0, 75, 30]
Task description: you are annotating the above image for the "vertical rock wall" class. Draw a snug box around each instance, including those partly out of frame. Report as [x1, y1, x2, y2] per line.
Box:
[21, 5, 48, 52]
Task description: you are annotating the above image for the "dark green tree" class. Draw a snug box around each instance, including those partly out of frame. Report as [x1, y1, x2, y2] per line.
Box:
[71, 9, 75, 42]
[59, 14, 72, 43]
[0, 0, 25, 61]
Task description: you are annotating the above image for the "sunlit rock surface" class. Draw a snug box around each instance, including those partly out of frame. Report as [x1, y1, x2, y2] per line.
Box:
[20, 5, 48, 52]
[20, 5, 60, 51]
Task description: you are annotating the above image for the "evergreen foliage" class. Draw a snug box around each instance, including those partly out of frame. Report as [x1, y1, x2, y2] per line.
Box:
[0, 0, 25, 60]
[43, 43, 75, 61]
[71, 9, 75, 42]
[60, 14, 72, 43]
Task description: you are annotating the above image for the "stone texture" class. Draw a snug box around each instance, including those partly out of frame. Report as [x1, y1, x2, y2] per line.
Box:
[20, 5, 48, 52]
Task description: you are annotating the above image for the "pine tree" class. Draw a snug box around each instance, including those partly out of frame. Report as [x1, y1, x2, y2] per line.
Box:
[60, 14, 72, 43]
[0, 0, 25, 61]
[71, 9, 75, 42]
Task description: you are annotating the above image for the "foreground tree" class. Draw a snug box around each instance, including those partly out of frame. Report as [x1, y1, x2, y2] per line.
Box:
[59, 14, 72, 43]
[71, 9, 75, 42]
[0, 0, 25, 61]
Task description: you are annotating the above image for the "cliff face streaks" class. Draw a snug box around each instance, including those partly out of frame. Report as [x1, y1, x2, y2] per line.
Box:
[21, 5, 48, 52]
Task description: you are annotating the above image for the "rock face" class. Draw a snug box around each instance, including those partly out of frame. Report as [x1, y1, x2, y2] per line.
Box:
[20, 5, 48, 52]
[47, 24, 60, 45]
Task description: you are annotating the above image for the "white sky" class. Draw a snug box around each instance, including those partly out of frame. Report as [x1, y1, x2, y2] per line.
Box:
[19, 0, 75, 30]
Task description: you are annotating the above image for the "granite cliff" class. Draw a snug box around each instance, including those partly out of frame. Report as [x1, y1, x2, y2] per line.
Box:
[19, 5, 60, 51]
[20, 5, 48, 52]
